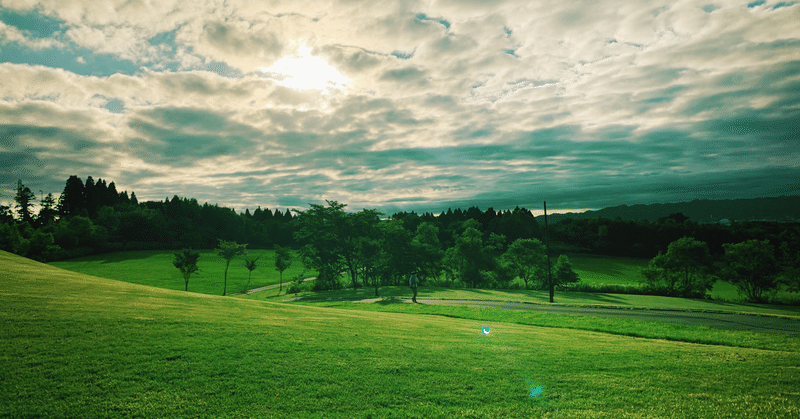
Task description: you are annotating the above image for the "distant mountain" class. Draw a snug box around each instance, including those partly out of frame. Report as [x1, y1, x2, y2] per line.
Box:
[536, 196, 800, 224]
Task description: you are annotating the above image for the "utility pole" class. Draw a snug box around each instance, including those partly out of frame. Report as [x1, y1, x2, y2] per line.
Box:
[544, 201, 554, 303]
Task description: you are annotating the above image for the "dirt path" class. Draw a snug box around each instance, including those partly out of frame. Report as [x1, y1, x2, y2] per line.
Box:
[355, 297, 800, 335]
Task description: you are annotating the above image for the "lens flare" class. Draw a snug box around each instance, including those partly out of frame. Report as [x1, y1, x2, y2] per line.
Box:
[481, 325, 491, 335]
[528, 384, 545, 399]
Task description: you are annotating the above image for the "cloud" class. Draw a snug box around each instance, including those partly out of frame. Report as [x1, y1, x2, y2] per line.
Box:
[1, 0, 798, 213]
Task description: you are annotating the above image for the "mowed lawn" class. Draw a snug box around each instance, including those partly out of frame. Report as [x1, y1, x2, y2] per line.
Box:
[567, 253, 649, 286]
[264, 286, 800, 319]
[50, 250, 800, 317]
[3, 251, 800, 418]
[49, 249, 310, 296]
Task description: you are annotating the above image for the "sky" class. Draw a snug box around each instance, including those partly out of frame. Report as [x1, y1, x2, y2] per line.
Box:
[1, 0, 799, 216]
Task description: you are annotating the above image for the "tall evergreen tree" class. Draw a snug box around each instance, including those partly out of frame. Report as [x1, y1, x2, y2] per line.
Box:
[107, 181, 119, 206]
[83, 176, 96, 216]
[58, 176, 85, 218]
[14, 180, 36, 224]
[38, 193, 58, 225]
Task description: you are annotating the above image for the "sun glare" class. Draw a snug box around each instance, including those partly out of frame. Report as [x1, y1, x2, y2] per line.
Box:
[260, 44, 351, 93]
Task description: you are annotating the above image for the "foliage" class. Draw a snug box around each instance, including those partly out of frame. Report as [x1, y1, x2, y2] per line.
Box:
[641, 237, 716, 298]
[243, 255, 260, 286]
[14, 180, 36, 224]
[444, 221, 498, 288]
[723, 240, 781, 302]
[173, 248, 200, 291]
[553, 254, 580, 289]
[274, 245, 292, 291]
[294, 200, 348, 291]
[502, 238, 547, 289]
[215, 239, 247, 296]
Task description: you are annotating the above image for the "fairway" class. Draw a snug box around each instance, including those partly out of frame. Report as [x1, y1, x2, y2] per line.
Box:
[49, 249, 310, 296]
[4, 251, 800, 418]
[567, 253, 649, 286]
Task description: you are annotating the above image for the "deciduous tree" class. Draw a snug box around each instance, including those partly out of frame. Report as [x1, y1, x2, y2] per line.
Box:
[274, 245, 292, 292]
[173, 249, 200, 291]
[641, 237, 715, 298]
[553, 254, 580, 289]
[723, 240, 781, 302]
[502, 238, 547, 289]
[244, 255, 260, 286]
[215, 239, 247, 296]
[294, 201, 347, 291]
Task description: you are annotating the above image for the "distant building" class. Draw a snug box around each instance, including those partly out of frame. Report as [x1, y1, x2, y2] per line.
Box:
[718, 219, 731, 226]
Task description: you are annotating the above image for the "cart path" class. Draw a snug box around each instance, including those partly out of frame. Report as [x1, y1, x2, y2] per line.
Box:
[235, 277, 316, 295]
[351, 297, 800, 335]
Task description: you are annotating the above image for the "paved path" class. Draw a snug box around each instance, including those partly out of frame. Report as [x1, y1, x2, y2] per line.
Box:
[236, 277, 316, 295]
[355, 298, 800, 335]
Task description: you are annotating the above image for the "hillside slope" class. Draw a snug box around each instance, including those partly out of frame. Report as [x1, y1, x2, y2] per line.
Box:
[2, 251, 799, 418]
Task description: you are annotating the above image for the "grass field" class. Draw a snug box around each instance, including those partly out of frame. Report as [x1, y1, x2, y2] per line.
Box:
[4, 250, 800, 418]
[260, 286, 800, 318]
[49, 249, 310, 296]
[49, 250, 799, 316]
[567, 254, 648, 286]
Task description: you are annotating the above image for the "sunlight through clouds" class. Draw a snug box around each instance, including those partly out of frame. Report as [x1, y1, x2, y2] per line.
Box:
[0, 0, 798, 213]
[259, 43, 352, 93]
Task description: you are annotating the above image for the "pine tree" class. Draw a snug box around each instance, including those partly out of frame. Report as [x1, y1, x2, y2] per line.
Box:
[58, 175, 85, 218]
[14, 180, 36, 224]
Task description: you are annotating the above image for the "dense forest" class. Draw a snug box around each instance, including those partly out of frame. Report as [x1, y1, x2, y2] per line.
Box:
[539, 196, 800, 224]
[2, 176, 799, 302]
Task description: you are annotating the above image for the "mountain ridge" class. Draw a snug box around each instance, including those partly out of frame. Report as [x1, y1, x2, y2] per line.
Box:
[536, 195, 800, 224]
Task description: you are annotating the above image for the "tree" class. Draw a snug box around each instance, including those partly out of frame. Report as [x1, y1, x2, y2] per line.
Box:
[14, 180, 36, 224]
[244, 255, 260, 286]
[445, 221, 496, 288]
[380, 220, 415, 285]
[173, 249, 200, 291]
[553, 254, 580, 289]
[411, 222, 443, 282]
[215, 239, 247, 296]
[58, 175, 85, 218]
[641, 237, 716, 298]
[0, 204, 14, 224]
[294, 201, 348, 291]
[723, 240, 781, 302]
[502, 238, 547, 289]
[38, 193, 58, 225]
[274, 245, 293, 292]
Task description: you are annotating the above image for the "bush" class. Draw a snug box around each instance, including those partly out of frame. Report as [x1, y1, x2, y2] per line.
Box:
[287, 282, 303, 294]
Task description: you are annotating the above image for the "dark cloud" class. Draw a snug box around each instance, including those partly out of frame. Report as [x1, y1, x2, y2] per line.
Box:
[380, 66, 427, 82]
[1, 1, 797, 213]
[126, 107, 262, 163]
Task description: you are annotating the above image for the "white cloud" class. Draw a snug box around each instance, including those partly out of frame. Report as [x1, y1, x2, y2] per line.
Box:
[1, 0, 798, 212]
[0, 20, 62, 49]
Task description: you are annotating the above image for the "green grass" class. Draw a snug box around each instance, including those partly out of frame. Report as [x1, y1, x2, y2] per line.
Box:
[49, 249, 311, 296]
[302, 301, 800, 352]
[267, 286, 800, 318]
[567, 253, 649, 286]
[3, 251, 800, 418]
[562, 253, 800, 303]
[50, 250, 799, 317]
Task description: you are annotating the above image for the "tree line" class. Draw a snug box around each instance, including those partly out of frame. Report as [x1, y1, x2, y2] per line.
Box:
[3, 176, 798, 302]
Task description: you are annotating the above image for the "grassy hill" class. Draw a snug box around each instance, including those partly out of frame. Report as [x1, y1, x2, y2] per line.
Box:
[49, 249, 310, 295]
[4, 251, 800, 418]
